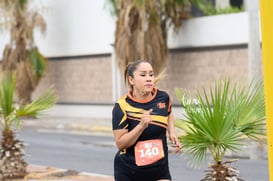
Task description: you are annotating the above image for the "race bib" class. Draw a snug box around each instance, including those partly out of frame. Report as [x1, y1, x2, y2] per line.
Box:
[134, 139, 164, 166]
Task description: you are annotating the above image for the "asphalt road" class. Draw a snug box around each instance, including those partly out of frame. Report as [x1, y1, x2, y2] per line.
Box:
[16, 127, 269, 181]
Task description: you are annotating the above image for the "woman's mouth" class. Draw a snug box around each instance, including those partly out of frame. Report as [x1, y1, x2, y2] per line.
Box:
[144, 84, 153, 87]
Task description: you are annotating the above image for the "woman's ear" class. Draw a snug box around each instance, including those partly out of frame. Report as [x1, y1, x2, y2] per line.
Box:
[128, 76, 134, 86]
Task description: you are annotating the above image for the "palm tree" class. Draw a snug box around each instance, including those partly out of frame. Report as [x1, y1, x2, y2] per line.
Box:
[174, 79, 265, 181]
[0, 72, 57, 180]
[0, 0, 47, 105]
[106, 0, 203, 75]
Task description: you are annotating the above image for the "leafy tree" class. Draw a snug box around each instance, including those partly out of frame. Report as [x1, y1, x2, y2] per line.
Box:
[0, 72, 57, 179]
[106, 0, 203, 75]
[175, 79, 265, 181]
[0, 0, 47, 105]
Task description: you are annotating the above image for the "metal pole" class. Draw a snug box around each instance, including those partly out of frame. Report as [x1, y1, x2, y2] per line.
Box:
[259, 0, 273, 180]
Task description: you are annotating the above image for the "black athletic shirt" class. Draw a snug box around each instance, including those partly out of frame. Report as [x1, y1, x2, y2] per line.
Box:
[112, 88, 172, 181]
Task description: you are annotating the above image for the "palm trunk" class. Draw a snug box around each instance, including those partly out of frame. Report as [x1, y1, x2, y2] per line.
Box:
[201, 159, 244, 181]
[0, 130, 28, 179]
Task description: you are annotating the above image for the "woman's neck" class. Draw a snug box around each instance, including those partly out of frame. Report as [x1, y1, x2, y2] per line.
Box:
[132, 90, 152, 100]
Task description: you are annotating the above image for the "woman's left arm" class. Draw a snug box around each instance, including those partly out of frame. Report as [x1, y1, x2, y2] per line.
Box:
[167, 113, 181, 153]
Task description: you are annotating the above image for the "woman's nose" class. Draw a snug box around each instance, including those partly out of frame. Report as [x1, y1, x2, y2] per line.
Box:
[146, 77, 152, 82]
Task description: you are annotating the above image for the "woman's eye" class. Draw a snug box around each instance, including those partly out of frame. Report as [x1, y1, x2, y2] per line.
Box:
[140, 74, 146, 77]
[149, 74, 154, 77]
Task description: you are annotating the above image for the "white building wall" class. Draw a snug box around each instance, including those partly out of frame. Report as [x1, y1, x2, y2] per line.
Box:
[34, 0, 116, 57]
[0, 0, 116, 59]
[0, 1, 258, 59]
[167, 12, 249, 48]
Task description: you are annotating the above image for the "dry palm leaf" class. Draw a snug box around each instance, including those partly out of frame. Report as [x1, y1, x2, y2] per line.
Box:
[112, 0, 192, 75]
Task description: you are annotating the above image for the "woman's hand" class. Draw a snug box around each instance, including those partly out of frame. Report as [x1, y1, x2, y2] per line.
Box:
[140, 109, 153, 128]
[169, 133, 182, 154]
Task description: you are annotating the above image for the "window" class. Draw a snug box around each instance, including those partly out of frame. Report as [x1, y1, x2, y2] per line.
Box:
[191, 0, 244, 17]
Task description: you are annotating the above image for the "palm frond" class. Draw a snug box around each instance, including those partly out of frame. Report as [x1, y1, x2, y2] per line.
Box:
[232, 80, 266, 139]
[174, 118, 196, 134]
[18, 0, 28, 9]
[0, 72, 17, 131]
[179, 134, 210, 165]
[16, 87, 57, 117]
[104, 0, 118, 16]
[0, 72, 15, 119]
[28, 47, 47, 77]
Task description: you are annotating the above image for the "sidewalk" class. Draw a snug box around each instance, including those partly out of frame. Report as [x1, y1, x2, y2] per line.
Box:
[25, 165, 114, 181]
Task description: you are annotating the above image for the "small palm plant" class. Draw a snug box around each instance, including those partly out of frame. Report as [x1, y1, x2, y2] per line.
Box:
[175, 79, 266, 181]
[0, 72, 57, 180]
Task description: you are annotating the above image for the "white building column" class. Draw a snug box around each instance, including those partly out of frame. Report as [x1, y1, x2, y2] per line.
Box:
[215, 0, 229, 9]
[111, 48, 123, 102]
[245, 0, 262, 82]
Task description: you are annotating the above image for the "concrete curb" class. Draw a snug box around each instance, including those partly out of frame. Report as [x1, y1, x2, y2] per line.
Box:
[22, 117, 113, 134]
[25, 165, 114, 181]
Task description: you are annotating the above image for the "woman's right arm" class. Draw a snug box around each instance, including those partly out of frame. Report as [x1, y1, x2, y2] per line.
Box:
[113, 109, 152, 150]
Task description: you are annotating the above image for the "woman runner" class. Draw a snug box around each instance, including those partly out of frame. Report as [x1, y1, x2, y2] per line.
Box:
[112, 60, 181, 181]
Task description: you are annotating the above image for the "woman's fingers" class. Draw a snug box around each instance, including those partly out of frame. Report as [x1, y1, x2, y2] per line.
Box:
[140, 109, 153, 128]
[170, 136, 182, 153]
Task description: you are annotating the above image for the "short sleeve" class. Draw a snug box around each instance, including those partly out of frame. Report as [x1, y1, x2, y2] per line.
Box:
[161, 91, 172, 115]
[168, 96, 172, 115]
[112, 103, 128, 130]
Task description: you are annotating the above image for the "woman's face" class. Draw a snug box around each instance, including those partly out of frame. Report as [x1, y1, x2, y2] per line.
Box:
[129, 62, 154, 95]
